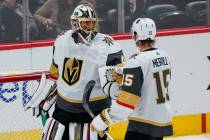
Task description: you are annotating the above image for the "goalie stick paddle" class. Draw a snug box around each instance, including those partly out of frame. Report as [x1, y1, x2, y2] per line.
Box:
[82, 80, 96, 118]
[82, 80, 114, 140]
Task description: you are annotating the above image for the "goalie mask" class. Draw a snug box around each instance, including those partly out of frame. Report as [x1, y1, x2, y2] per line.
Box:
[131, 18, 156, 42]
[71, 5, 97, 43]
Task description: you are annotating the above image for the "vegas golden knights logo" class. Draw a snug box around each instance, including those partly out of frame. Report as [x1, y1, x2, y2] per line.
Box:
[103, 36, 113, 46]
[62, 57, 83, 85]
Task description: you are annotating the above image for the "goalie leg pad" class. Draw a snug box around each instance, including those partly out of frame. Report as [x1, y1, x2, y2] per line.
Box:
[69, 123, 98, 140]
[41, 118, 65, 140]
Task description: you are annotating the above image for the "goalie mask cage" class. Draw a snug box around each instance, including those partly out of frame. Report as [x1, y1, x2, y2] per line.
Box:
[0, 72, 48, 140]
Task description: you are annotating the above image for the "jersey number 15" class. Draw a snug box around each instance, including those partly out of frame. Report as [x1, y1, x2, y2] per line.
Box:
[153, 69, 171, 104]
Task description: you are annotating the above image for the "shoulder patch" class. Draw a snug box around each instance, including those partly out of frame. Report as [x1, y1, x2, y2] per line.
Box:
[103, 36, 113, 46]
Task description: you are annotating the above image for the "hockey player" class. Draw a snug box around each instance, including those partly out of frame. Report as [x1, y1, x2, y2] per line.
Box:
[25, 4, 124, 140]
[91, 18, 173, 140]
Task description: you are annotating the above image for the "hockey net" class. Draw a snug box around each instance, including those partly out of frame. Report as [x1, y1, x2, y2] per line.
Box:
[0, 72, 48, 140]
[0, 72, 128, 140]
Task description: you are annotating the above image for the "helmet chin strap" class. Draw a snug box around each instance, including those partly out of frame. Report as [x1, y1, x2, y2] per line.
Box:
[77, 28, 97, 46]
[78, 32, 91, 46]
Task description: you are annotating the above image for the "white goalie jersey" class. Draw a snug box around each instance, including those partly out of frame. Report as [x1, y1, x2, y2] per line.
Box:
[50, 30, 124, 113]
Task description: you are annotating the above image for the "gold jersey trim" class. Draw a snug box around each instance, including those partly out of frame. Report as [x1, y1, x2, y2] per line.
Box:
[128, 117, 172, 127]
[58, 92, 108, 103]
[118, 90, 140, 107]
[50, 63, 59, 78]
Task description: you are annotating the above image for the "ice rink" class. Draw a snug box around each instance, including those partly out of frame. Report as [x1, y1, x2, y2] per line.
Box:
[165, 134, 210, 140]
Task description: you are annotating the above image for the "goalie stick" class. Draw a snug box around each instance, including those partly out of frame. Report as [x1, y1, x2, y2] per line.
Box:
[82, 80, 114, 140]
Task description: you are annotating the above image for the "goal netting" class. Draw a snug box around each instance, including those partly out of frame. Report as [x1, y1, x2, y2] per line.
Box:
[0, 73, 45, 140]
[0, 72, 128, 140]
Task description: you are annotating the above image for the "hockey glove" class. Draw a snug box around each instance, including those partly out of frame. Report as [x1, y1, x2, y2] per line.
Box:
[90, 123, 105, 138]
[91, 109, 113, 136]
[99, 66, 121, 99]
[112, 71, 123, 85]
[112, 63, 124, 85]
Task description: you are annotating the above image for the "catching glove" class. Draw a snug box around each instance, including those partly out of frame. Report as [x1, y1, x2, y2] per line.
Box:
[24, 73, 57, 117]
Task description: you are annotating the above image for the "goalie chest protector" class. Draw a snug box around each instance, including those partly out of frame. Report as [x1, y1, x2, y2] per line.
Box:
[52, 30, 123, 112]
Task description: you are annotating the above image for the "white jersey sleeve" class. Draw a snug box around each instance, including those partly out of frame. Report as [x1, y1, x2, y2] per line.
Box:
[108, 58, 142, 122]
[49, 35, 64, 80]
[52, 34, 66, 66]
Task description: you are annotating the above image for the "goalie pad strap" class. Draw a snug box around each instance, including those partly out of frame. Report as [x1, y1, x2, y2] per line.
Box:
[43, 121, 98, 140]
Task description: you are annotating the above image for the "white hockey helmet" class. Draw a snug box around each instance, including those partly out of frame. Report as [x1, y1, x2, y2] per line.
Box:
[71, 4, 97, 34]
[131, 18, 156, 42]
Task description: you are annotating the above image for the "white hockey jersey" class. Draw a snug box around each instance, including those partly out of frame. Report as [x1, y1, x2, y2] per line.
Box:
[49, 30, 124, 113]
[109, 47, 173, 137]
